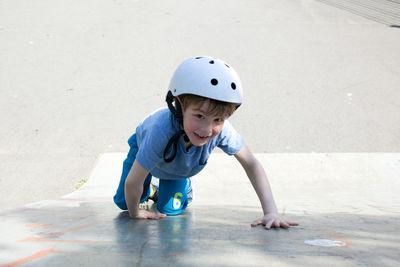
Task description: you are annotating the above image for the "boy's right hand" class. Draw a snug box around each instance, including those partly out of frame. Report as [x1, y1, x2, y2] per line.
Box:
[130, 209, 167, 220]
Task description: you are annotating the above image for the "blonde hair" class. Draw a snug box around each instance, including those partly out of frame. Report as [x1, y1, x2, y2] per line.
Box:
[179, 94, 236, 118]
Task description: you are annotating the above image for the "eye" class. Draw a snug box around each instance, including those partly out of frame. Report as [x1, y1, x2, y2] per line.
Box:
[195, 114, 205, 119]
[215, 118, 224, 123]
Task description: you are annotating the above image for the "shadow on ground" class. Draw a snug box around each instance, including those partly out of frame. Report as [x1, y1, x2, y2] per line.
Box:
[1, 200, 399, 266]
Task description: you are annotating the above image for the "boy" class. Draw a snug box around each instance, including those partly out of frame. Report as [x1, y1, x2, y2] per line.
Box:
[114, 56, 298, 230]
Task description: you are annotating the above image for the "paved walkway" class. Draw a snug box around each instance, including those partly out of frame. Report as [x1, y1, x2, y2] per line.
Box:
[1, 0, 400, 210]
[1, 153, 399, 266]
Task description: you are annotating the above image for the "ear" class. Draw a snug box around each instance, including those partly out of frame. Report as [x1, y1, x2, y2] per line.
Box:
[176, 96, 183, 109]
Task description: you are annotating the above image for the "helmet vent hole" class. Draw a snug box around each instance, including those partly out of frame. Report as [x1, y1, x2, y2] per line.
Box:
[225, 64, 230, 68]
[195, 57, 203, 59]
[209, 60, 214, 64]
[211, 79, 218, 86]
[231, 83, 236, 90]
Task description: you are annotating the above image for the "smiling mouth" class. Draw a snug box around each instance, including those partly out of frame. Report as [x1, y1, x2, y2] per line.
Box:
[194, 132, 210, 140]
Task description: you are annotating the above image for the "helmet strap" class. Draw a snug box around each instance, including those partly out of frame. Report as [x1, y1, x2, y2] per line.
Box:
[166, 91, 183, 125]
[164, 91, 190, 162]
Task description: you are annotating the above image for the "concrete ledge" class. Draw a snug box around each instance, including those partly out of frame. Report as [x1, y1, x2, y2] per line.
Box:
[1, 152, 399, 266]
[62, 152, 400, 215]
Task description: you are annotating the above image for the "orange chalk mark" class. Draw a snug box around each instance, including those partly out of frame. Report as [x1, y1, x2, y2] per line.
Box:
[253, 239, 268, 243]
[42, 221, 103, 238]
[0, 246, 75, 267]
[25, 223, 54, 229]
[166, 249, 186, 257]
[19, 237, 49, 243]
[18, 237, 106, 244]
[18, 221, 104, 243]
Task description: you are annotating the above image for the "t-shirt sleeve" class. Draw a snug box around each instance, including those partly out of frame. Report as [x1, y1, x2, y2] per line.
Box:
[134, 123, 169, 172]
[217, 120, 244, 155]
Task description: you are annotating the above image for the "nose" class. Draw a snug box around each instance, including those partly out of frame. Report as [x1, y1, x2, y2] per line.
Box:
[200, 121, 213, 136]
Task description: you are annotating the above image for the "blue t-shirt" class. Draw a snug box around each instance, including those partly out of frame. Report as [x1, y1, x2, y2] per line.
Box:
[130, 107, 243, 180]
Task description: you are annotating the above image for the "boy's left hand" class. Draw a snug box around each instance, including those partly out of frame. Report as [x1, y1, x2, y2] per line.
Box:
[251, 213, 299, 230]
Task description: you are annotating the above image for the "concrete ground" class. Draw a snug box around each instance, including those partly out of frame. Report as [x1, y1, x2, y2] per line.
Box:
[1, 0, 400, 266]
[1, 153, 399, 266]
[1, 0, 400, 210]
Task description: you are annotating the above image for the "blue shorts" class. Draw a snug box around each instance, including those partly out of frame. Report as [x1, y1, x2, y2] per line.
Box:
[113, 134, 190, 216]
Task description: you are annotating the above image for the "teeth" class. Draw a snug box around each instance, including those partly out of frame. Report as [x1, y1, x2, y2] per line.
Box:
[196, 133, 209, 138]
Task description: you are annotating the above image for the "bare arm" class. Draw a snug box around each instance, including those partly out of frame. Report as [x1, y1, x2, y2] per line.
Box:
[235, 144, 298, 229]
[125, 160, 166, 219]
[234, 144, 278, 214]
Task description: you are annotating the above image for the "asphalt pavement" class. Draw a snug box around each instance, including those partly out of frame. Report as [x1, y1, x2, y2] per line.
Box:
[0, 2, 399, 265]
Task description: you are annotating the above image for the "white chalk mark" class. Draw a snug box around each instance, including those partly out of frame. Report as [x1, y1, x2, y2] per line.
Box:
[304, 239, 346, 247]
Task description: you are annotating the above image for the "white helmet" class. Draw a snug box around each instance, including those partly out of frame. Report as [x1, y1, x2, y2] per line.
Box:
[168, 56, 243, 107]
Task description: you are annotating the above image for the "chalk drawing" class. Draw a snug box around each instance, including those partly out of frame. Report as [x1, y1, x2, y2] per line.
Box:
[25, 223, 54, 229]
[0, 245, 75, 267]
[304, 239, 346, 247]
[309, 228, 351, 247]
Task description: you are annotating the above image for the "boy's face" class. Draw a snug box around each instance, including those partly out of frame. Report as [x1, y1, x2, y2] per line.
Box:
[182, 100, 227, 147]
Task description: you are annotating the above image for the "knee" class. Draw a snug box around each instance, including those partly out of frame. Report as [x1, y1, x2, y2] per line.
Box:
[157, 192, 188, 216]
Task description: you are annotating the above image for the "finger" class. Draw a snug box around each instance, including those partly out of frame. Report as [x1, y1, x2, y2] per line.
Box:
[265, 220, 274, 230]
[273, 221, 280, 228]
[280, 221, 290, 229]
[144, 213, 155, 219]
[151, 213, 166, 220]
[157, 213, 167, 219]
[143, 212, 158, 220]
[288, 221, 299, 226]
[251, 219, 264, 227]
